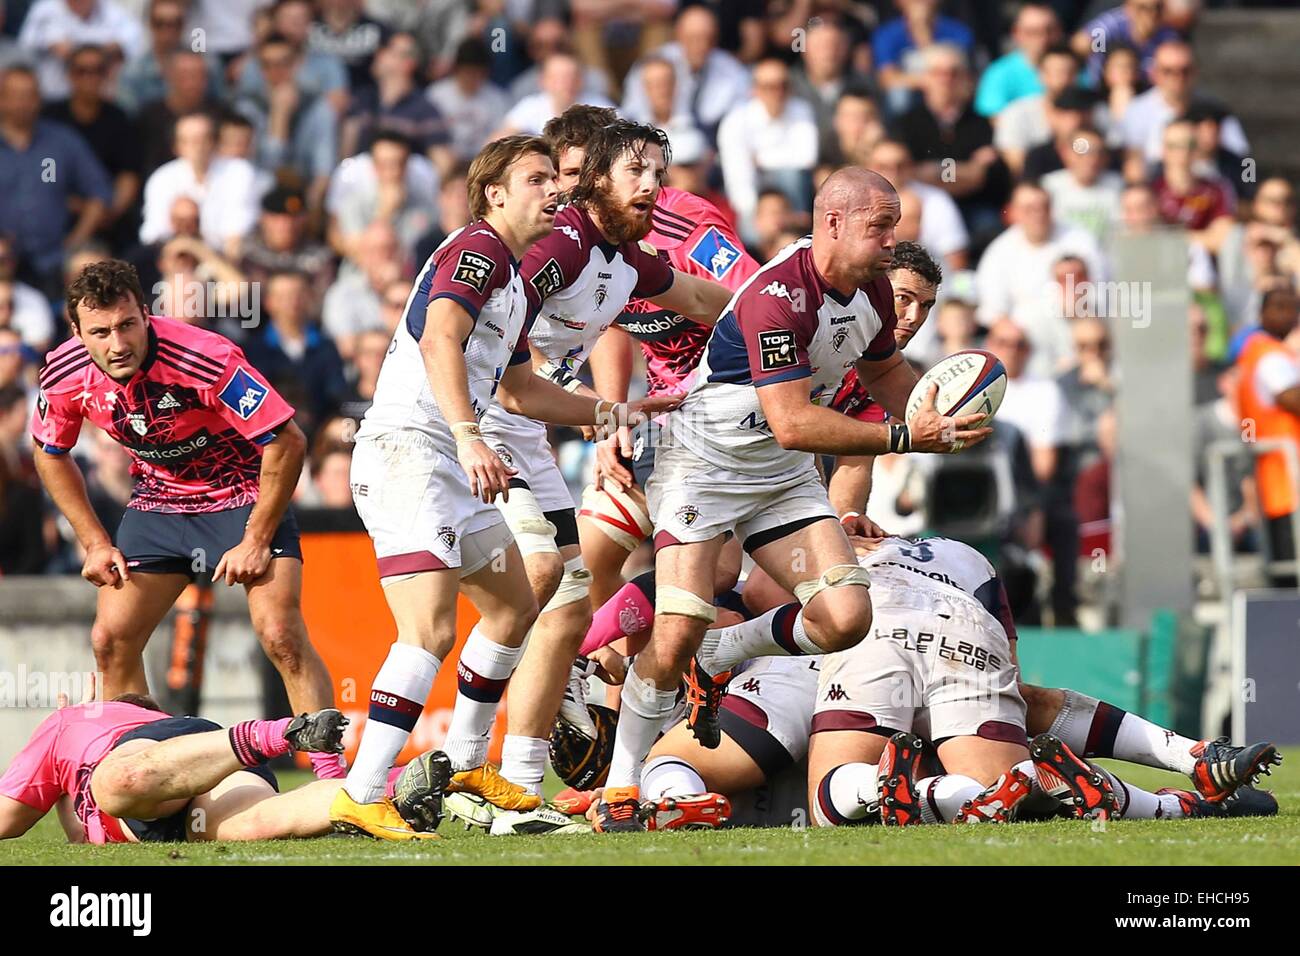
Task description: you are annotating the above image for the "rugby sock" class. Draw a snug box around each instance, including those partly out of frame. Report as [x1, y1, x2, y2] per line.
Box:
[699, 603, 820, 673]
[1109, 774, 1187, 820]
[228, 718, 292, 767]
[500, 735, 549, 796]
[812, 763, 879, 826]
[308, 751, 347, 779]
[344, 642, 441, 804]
[606, 666, 679, 788]
[580, 571, 655, 657]
[915, 775, 984, 823]
[444, 627, 523, 771]
[642, 755, 707, 799]
[1049, 690, 1199, 774]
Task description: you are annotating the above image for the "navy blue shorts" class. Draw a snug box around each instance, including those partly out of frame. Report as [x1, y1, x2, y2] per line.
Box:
[115, 503, 302, 579]
[616, 419, 659, 491]
[110, 716, 279, 842]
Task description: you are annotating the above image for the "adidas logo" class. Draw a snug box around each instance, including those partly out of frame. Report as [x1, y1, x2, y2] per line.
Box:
[823, 683, 850, 702]
[157, 392, 181, 411]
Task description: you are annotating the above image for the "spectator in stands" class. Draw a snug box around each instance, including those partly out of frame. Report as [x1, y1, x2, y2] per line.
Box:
[1121, 179, 1219, 292]
[322, 221, 404, 360]
[238, 0, 349, 115]
[994, 44, 1090, 179]
[123, 193, 197, 295]
[892, 43, 1009, 242]
[311, 0, 390, 92]
[749, 188, 795, 262]
[790, 16, 853, 159]
[974, 2, 1061, 118]
[1072, 0, 1181, 85]
[1192, 364, 1258, 554]
[140, 111, 260, 260]
[1189, 299, 1220, 405]
[1095, 42, 1144, 153]
[244, 268, 348, 438]
[1052, 254, 1103, 323]
[936, 297, 979, 355]
[1073, 406, 1114, 532]
[1153, 116, 1235, 231]
[1184, 100, 1253, 202]
[1041, 127, 1125, 248]
[0, 382, 46, 574]
[374, 277, 410, 335]
[340, 326, 389, 421]
[45, 44, 143, 250]
[234, 31, 340, 204]
[341, 31, 451, 174]
[717, 57, 818, 240]
[1200, 177, 1300, 329]
[498, 50, 615, 137]
[17, 0, 146, 102]
[413, 162, 471, 266]
[0, 65, 111, 299]
[309, 445, 355, 509]
[0, 328, 31, 396]
[136, 50, 222, 177]
[117, 0, 225, 115]
[0, 236, 55, 353]
[869, 138, 969, 270]
[821, 85, 885, 169]
[625, 55, 707, 157]
[664, 126, 737, 228]
[331, 131, 432, 268]
[976, 182, 1106, 377]
[1020, 87, 1098, 183]
[82, 423, 133, 548]
[571, 0, 675, 93]
[508, 17, 612, 104]
[216, 111, 274, 195]
[1057, 315, 1115, 469]
[873, 0, 976, 117]
[1233, 285, 1300, 585]
[1120, 39, 1248, 182]
[239, 185, 335, 311]
[621, 6, 750, 142]
[428, 38, 510, 165]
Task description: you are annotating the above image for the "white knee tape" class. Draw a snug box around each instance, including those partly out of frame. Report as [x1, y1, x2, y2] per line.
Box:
[497, 486, 560, 557]
[792, 564, 872, 606]
[656, 585, 716, 623]
[541, 555, 592, 612]
[578, 482, 652, 552]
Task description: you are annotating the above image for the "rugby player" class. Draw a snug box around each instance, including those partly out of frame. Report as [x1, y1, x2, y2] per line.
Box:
[334, 135, 680, 839]
[594, 167, 992, 831]
[471, 119, 734, 825]
[32, 261, 343, 779]
[0, 691, 353, 843]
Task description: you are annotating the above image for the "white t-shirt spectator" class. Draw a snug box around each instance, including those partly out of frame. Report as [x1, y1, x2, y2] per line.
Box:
[326, 152, 438, 218]
[18, 0, 147, 100]
[912, 180, 970, 263]
[621, 44, 752, 134]
[427, 77, 511, 162]
[998, 375, 1069, 451]
[1040, 168, 1125, 247]
[503, 92, 616, 137]
[717, 96, 819, 222]
[1121, 88, 1250, 166]
[11, 282, 55, 349]
[1253, 349, 1300, 407]
[139, 157, 261, 249]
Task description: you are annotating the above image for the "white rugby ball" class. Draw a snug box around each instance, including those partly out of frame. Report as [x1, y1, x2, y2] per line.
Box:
[904, 349, 1007, 428]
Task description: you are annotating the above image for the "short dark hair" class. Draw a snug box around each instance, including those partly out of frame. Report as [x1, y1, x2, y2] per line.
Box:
[111, 693, 166, 712]
[466, 134, 553, 220]
[889, 240, 942, 288]
[543, 104, 619, 159]
[567, 119, 671, 208]
[66, 260, 147, 329]
[1041, 43, 1079, 68]
[369, 129, 414, 154]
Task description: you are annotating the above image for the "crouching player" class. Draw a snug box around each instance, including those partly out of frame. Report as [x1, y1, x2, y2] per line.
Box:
[0, 695, 358, 843]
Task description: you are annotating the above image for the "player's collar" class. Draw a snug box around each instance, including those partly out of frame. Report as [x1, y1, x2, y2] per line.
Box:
[475, 218, 519, 268]
[805, 245, 859, 307]
[137, 321, 160, 378]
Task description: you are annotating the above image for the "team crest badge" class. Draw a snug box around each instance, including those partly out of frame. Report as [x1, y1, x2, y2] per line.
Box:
[832, 328, 849, 352]
[437, 526, 458, 550]
[452, 250, 495, 294]
[127, 413, 147, 436]
[594, 284, 608, 310]
[494, 446, 514, 467]
[675, 505, 700, 527]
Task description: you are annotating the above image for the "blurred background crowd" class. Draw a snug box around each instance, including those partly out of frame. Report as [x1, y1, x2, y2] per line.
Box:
[0, 0, 1294, 629]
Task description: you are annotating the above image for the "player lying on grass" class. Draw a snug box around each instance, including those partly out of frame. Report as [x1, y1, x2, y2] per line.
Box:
[0, 692, 363, 843]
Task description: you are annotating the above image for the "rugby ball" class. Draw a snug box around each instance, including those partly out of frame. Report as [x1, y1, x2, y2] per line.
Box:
[904, 349, 1007, 428]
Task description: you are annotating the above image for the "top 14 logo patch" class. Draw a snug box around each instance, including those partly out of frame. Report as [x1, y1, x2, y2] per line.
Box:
[756, 329, 798, 372]
[689, 227, 742, 280]
[452, 249, 495, 294]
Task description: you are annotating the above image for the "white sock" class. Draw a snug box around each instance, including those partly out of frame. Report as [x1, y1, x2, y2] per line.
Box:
[642, 755, 706, 799]
[499, 735, 549, 796]
[698, 603, 820, 672]
[1113, 714, 1200, 775]
[915, 775, 984, 823]
[443, 627, 523, 771]
[606, 666, 678, 789]
[1097, 768, 1187, 819]
[344, 643, 440, 803]
[812, 762, 878, 826]
[1049, 690, 1199, 774]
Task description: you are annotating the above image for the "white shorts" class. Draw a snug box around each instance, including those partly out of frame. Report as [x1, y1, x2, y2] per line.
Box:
[720, 656, 820, 769]
[646, 443, 835, 550]
[351, 431, 507, 577]
[812, 585, 1026, 744]
[479, 406, 575, 513]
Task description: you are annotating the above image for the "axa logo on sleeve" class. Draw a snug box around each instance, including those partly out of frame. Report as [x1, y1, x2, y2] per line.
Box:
[218, 367, 268, 421]
[689, 227, 742, 280]
[49, 886, 152, 936]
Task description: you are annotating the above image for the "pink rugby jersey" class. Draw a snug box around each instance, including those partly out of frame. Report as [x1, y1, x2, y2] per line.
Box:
[0, 702, 168, 843]
[32, 316, 295, 513]
[616, 187, 760, 396]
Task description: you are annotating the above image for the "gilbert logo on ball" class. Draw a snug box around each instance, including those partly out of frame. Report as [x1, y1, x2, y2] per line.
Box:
[905, 350, 1008, 429]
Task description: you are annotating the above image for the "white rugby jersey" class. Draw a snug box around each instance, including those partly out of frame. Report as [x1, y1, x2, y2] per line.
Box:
[480, 203, 674, 434]
[859, 536, 1018, 640]
[357, 221, 531, 452]
[664, 236, 897, 477]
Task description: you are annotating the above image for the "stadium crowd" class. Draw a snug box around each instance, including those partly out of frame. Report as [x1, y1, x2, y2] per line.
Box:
[0, 0, 1294, 628]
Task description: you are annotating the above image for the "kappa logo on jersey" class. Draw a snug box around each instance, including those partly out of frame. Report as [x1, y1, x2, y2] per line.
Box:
[531, 258, 564, 301]
[675, 505, 700, 526]
[689, 226, 742, 280]
[126, 413, 147, 436]
[757, 329, 797, 371]
[738, 678, 761, 694]
[452, 249, 495, 294]
[558, 224, 582, 245]
[218, 367, 268, 421]
[437, 526, 458, 550]
[823, 683, 851, 702]
[760, 281, 791, 300]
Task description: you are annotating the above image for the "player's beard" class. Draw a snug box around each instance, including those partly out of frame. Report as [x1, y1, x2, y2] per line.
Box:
[587, 183, 654, 246]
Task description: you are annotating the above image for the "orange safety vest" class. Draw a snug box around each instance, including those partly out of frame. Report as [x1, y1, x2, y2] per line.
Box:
[1236, 331, 1300, 519]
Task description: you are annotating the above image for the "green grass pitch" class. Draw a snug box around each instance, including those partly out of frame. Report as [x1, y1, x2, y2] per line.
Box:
[3, 751, 1296, 866]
